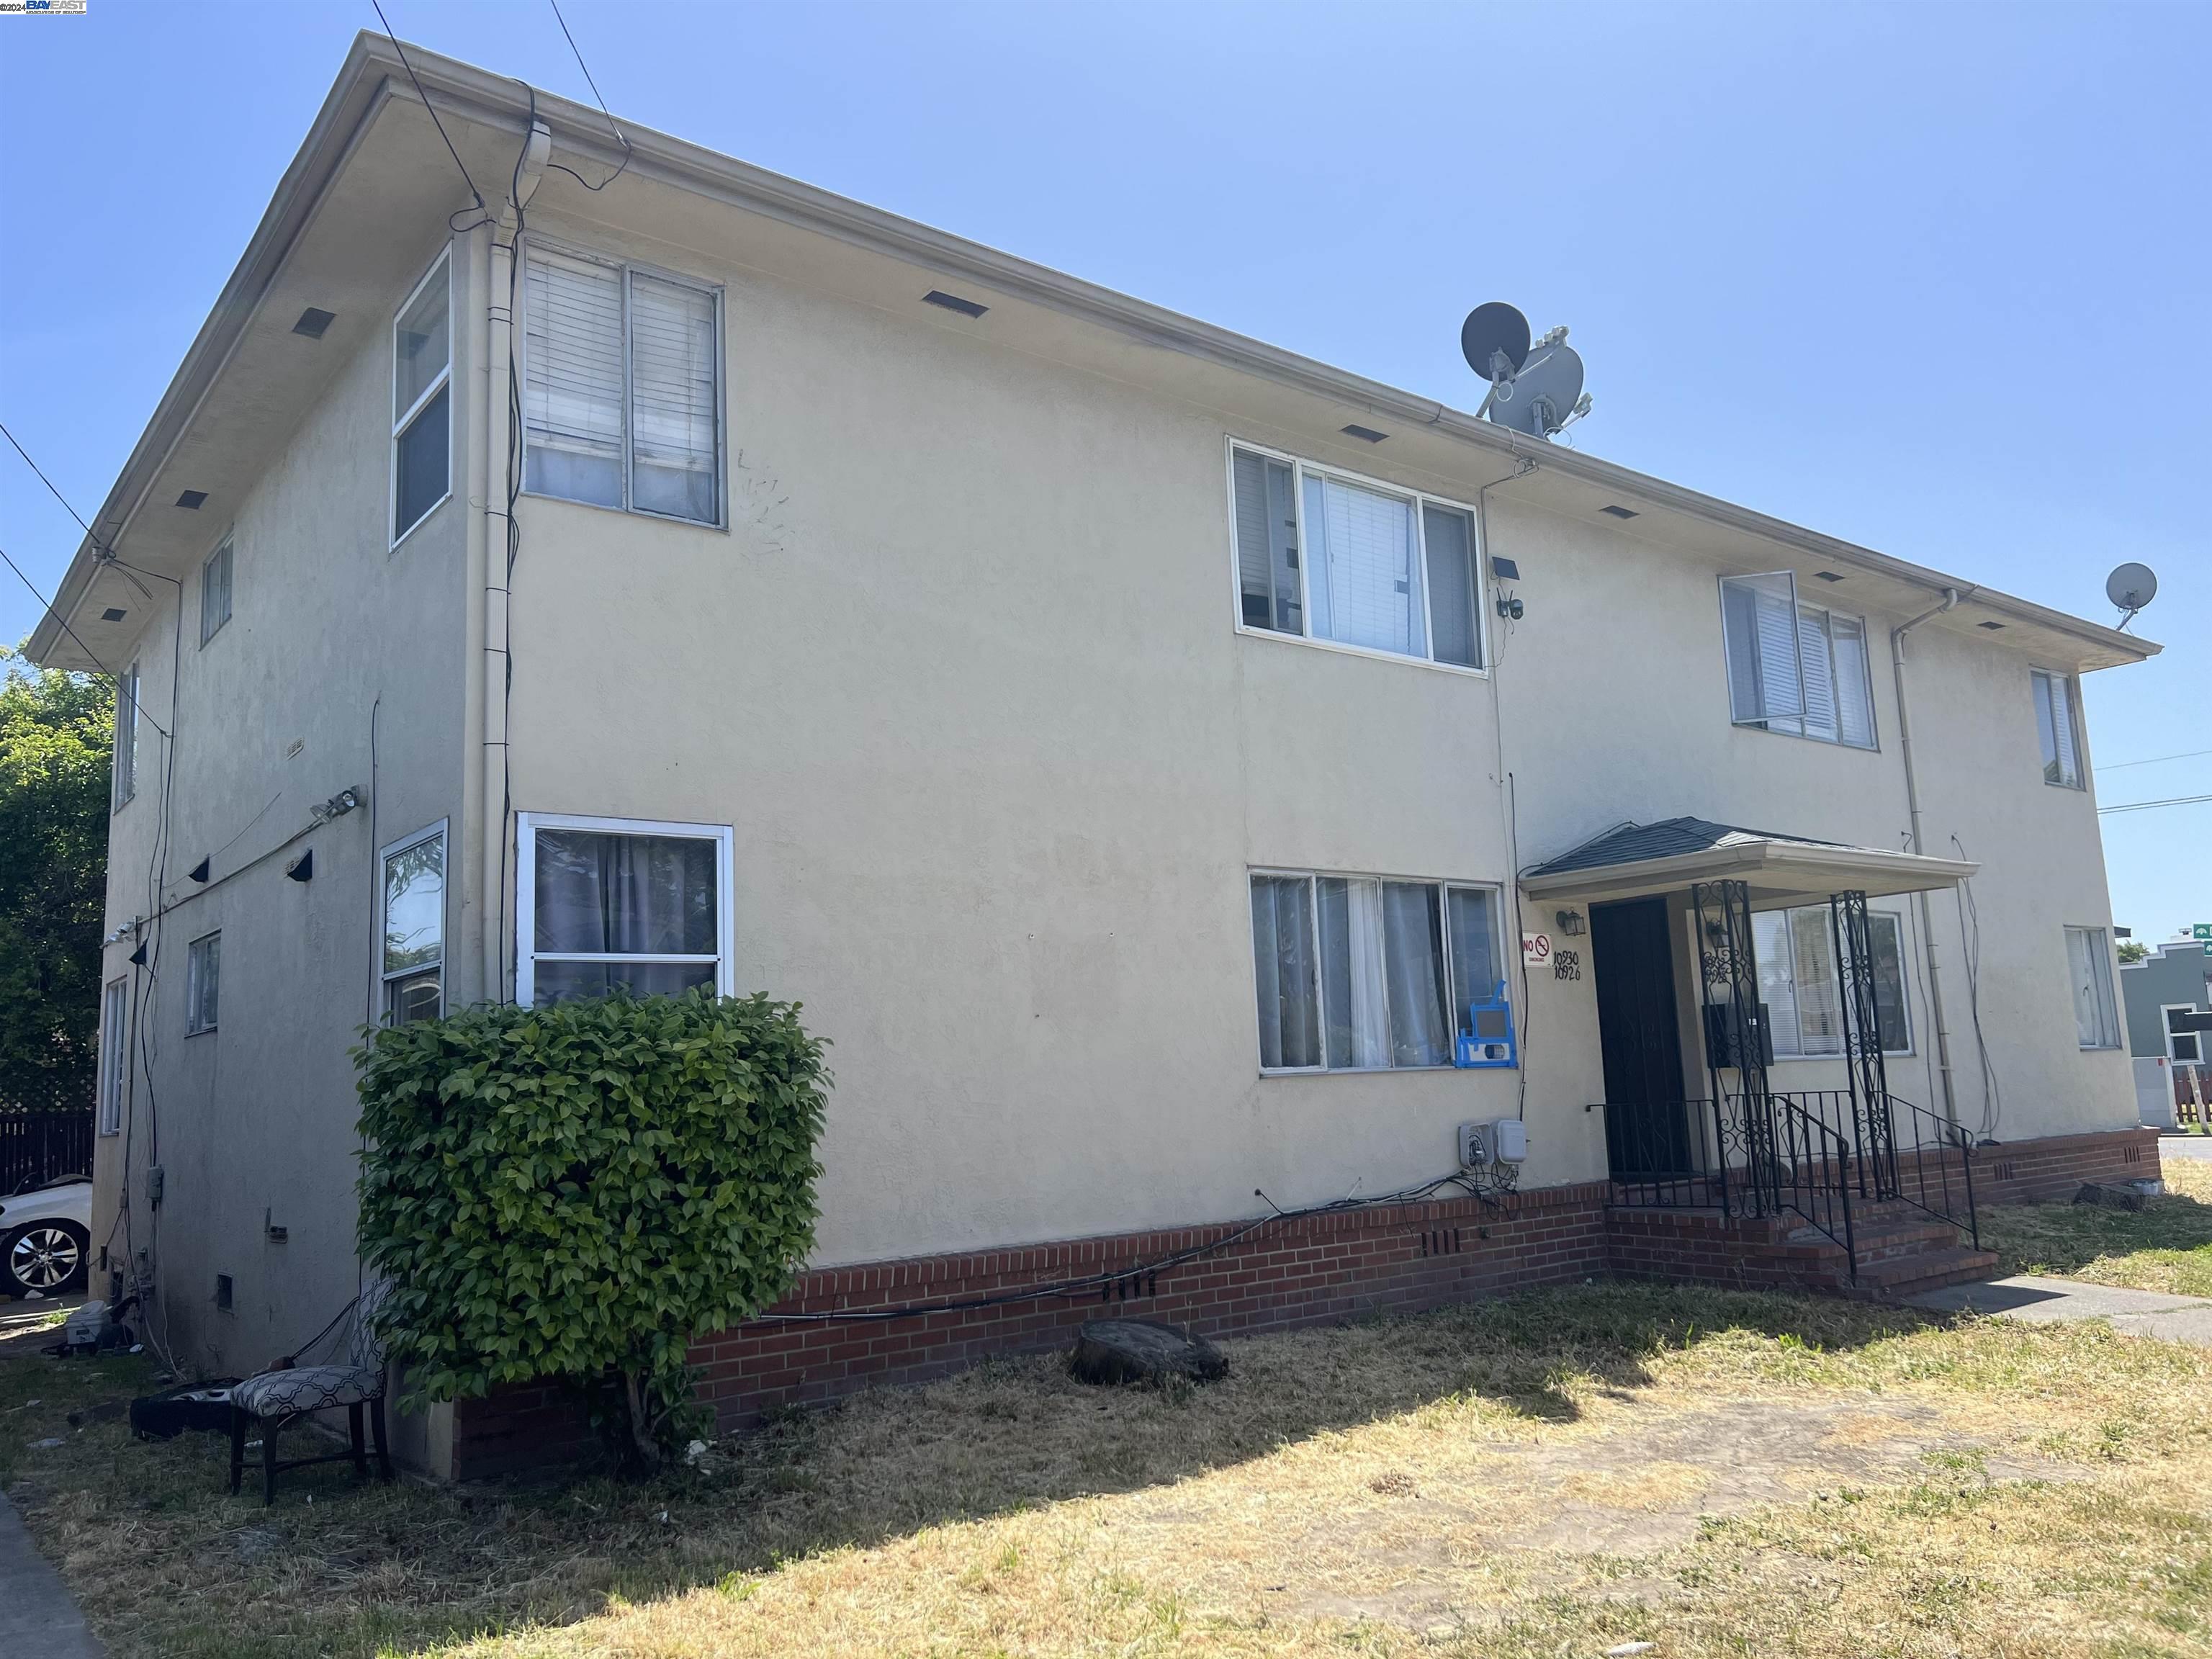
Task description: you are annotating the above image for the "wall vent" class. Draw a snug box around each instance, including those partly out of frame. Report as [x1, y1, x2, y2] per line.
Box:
[292, 307, 336, 339]
[215, 1274, 234, 1311]
[176, 490, 207, 511]
[922, 289, 988, 318]
[1339, 423, 1388, 444]
[1599, 504, 1638, 519]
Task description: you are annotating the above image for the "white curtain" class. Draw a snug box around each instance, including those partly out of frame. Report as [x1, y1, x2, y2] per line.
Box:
[1319, 878, 1390, 1069]
[1251, 876, 1319, 1069]
[1382, 883, 1449, 1066]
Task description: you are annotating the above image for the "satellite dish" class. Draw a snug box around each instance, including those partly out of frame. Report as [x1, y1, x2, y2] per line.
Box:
[1488, 341, 1586, 438]
[2106, 562, 2158, 619]
[1460, 302, 1531, 385]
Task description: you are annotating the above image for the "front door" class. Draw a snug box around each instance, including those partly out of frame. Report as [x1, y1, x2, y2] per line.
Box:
[1591, 898, 1692, 1177]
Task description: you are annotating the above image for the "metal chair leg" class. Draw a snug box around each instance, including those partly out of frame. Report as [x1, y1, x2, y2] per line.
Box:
[228, 1408, 246, 1496]
[369, 1395, 392, 1482]
[349, 1403, 368, 1478]
[262, 1414, 282, 1506]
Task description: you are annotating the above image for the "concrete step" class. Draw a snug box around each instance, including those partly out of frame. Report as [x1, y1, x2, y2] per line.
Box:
[1851, 1247, 2000, 1299]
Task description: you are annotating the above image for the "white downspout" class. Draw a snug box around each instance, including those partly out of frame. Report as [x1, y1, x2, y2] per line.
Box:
[1892, 586, 1967, 1127]
[481, 120, 550, 1004]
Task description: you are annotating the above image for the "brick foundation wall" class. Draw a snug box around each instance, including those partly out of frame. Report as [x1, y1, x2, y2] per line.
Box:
[445, 1125, 2164, 1480]
[451, 1178, 1610, 1479]
[1970, 1125, 2159, 1205]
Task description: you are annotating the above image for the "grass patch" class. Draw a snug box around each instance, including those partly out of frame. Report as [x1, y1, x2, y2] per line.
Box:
[9, 1275, 2212, 1657]
[1979, 1148, 2212, 1295]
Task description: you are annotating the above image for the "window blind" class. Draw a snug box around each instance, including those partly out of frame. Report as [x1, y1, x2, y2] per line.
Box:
[1722, 573, 1806, 726]
[1231, 448, 1300, 634]
[524, 250, 626, 508]
[1304, 473, 1421, 656]
[1796, 608, 1837, 740]
[629, 272, 719, 522]
[2035, 671, 2082, 788]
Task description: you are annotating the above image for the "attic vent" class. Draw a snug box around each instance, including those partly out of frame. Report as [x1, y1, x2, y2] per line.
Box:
[176, 490, 207, 510]
[922, 289, 988, 318]
[101, 607, 127, 622]
[1599, 504, 1638, 519]
[1339, 423, 1388, 444]
[215, 1274, 233, 1312]
[1978, 621, 2006, 631]
[292, 307, 336, 339]
[1812, 570, 1846, 583]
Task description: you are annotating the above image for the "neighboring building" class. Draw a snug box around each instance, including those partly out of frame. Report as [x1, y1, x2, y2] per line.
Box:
[28, 37, 2161, 1476]
[2119, 939, 2212, 1125]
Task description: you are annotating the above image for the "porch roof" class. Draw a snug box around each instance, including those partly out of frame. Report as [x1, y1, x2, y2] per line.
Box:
[1520, 817, 1978, 905]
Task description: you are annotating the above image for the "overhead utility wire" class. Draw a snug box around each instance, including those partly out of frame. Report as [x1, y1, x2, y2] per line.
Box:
[545, 0, 633, 191]
[369, 2, 490, 230]
[2099, 747, 2212, 773]
[2098, 793, 2212, 816]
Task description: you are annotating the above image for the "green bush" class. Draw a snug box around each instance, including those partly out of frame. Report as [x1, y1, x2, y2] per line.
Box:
[355, 988, 828, 1465]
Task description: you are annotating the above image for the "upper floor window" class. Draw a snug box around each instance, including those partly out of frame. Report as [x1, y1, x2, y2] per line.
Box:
[1250, 870, 1500, 1072]
[1753, 904, 1910, 1058]
[97, 977, 127, 1136]
[1229, 444, 1483, 670]
[111, 659, 139, 811]
[2031, 669, 2085, 788]
[2065, 925, 2120, 1050]
[516, 813, 734, 1006]
[1719, 572, 1876, 749]
[392, 251, 453, 545]
[522, 245, 722, 526]
[185, 930, 220, 1036]
[199, 537, 232, 646]
[382, 822, 446, 1026]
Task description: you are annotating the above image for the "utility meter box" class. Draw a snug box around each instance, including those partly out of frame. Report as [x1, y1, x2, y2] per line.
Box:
[1457, 1118, 1527, 1170]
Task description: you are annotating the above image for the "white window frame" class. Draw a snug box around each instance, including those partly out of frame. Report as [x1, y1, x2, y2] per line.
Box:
[390, 247, 454, 551]
[184, 930, 220, 1037]
[2031, 667, 2086, 790]
[2163, 1004, 2206, 1067]
[112, 658, 139, 811]
[96, 976, 127, 1136]
[1755, 902, 1914, 1060]
[1248, 866, 1504, 1076]
[380, 819, 448, 1025]
[1224, 438, 1490, 677]
[199, 535, 233, 647]
[2067, 925, 2121, 1051]
[515, 812, 735, 1006]
[516, 236, 729, 530]
[1717, 572, 1879, 750]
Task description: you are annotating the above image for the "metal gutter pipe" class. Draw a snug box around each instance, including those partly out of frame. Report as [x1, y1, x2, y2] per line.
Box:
[1892, 587, 1968, 1126]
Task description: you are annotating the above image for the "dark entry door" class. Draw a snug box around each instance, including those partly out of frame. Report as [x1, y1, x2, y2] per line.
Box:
[1591, 898, 1691, 1177]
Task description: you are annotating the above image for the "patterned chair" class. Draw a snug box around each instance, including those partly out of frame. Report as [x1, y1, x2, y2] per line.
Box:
[228, 1279, 393, 1503]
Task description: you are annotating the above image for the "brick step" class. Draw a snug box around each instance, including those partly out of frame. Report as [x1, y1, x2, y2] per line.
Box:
[1850, 1246, 2000, 1297]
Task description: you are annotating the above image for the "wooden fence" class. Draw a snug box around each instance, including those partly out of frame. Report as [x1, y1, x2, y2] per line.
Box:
[0, 1112, 95, 1196]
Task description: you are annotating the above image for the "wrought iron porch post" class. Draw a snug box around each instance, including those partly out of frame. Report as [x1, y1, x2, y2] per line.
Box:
[1694, 879, 1771, 1217]
[1829, 890, 1897, 1200]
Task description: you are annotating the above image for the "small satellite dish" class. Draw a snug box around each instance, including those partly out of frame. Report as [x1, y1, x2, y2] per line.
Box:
[2106, 562, 2158, 620]
[1460, 303, 1531, 385]
[1488, 341, 1586, 438]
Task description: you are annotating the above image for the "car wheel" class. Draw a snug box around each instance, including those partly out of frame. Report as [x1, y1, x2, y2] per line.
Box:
[3, 1221, 89, 1297]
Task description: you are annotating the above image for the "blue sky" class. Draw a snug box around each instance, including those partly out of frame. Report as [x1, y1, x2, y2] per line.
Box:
[1, 2, 2204, 935]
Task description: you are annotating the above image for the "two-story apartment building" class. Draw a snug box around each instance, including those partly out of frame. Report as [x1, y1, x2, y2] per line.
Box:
[28, 36, 2158, 1476]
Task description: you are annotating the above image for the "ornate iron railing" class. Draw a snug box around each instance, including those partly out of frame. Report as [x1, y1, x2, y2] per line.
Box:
[1599, 1092, 1858, 1260]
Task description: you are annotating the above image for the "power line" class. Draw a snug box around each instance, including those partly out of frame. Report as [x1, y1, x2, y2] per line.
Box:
[0, 543, 173, 740]
[544, 0, 632, 192]
[2099, 793, 2212, 816]
[0, 419, 106, 549]
[369, 2, 489, 227]
[2099, 747, 2212, 773]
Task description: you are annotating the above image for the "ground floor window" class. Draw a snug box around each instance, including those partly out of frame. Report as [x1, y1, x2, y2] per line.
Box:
[2065, 925, 2121, 1050]
[97, 977, 127, 1135]
[1250, 870, 1499, 1073]
[516, 813, 734, 1006]
[382, 822, 446, 1025]
[1752, 904, 1910, 1058]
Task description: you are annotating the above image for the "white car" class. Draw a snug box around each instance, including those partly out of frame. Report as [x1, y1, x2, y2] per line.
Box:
[0, 1175, 92, 1298]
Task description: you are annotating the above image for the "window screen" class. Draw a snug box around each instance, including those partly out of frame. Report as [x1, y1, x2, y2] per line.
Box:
[1252, 874, 1321, 1070]
[382, 826, 445, 1025]
[2033, 670, 2084, 789]
[2066, 926, 2119, 1048]
[112, 660, 138, 809]
[200, 539, 232, 645]
[1721, 575, 1876, 750]
[523, 247, 721, 523]
[392, 253, 452, 541]
[1232, 449, 1300, 634]
[523, 820, 728, 1005]
[1422, 505, 1480, 668]
[186, 932, 220, 1035]
[1305, 473, 1423, 657]
[97, 978, 127, 1135]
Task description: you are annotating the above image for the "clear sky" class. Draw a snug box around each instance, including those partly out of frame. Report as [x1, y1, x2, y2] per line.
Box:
[1, 2, 2203, 936]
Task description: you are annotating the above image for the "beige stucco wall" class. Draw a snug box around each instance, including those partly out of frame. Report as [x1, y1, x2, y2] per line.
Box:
[91, 228, 472, 1449]
[493, 209, 2131, 1271]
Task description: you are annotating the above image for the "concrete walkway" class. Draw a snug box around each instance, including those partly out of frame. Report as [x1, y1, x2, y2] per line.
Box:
[1905, 1274, 2212, 1344]
[2157, 1134, 2212, 1161]
[0, 1491, 104, 1658]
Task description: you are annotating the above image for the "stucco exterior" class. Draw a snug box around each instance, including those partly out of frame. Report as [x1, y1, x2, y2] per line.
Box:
[27, 38, 2152, 1465]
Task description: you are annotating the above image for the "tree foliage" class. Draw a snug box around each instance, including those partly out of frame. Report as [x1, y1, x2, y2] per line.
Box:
[2117, 939, 2149, 965]
[354, 988, 829, 1466]
[0, 648, 111, 1110]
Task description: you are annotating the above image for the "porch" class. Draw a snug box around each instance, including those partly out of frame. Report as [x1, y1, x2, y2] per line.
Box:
[1525, 817, 1995, 1294]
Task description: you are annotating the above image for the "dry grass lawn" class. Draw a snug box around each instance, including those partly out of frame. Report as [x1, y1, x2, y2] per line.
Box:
[10, 1269, 2212, 1659]
[1979, 1146, 2212, 1295]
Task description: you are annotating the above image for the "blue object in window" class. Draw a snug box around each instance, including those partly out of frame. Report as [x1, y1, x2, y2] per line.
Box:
[1455, 980, 1518, 1069]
